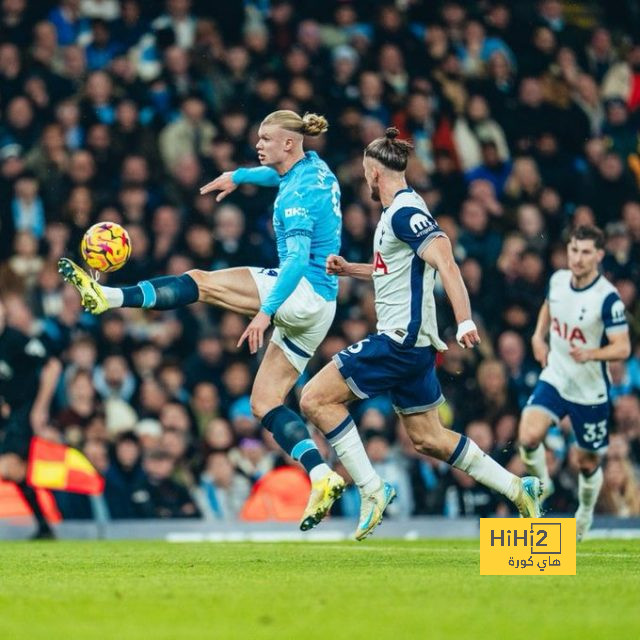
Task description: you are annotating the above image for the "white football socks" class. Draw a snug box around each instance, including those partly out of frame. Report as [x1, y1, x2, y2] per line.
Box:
[309, 463, 332, 483]
[519, 443, 551, 490]
[578, 466, 603, 515]
[329, 421, 381, 495]
[452, 437, 519, 502]
[101, 286, 123, 308]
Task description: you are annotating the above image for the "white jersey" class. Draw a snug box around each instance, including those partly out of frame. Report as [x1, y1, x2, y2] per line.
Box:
[371, 188, 447, 350]
[540, 269, 628, 404]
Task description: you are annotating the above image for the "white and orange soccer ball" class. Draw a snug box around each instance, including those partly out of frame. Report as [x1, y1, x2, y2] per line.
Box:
[81, 222, 131, 272]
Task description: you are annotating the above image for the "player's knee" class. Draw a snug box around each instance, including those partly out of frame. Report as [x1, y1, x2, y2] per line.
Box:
[577, 457, 599, 476]
[299, 386, 321, 421]
[185, 269, 209, 300]
[518, 419, 541, 449]
[250, 395, 275, 421]
[519, 430, 539, 450]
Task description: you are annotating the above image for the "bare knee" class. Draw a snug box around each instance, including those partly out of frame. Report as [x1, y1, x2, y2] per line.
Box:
[250, 383, 288, 421]
[299, 384, 323, 422]
[576, 452, 600, 476]
[519, 411, 548, 449]
[186, 269, 217, 302]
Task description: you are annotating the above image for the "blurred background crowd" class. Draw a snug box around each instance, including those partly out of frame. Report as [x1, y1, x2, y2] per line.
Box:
[1, 0, 640, 522]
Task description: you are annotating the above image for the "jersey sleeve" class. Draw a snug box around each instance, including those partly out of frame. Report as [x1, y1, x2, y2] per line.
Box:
[260, 234, 311, 316]
[390, 206, 445, 255]
[232, 166, 281, 187]
[602, 291, 628, 335]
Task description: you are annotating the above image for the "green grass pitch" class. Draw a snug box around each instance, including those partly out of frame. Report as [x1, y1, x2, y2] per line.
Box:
[1, 539, 638, 640]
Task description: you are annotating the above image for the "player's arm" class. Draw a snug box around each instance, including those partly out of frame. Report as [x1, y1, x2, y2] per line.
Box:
[571, 330, 631, 362]
[200, 166, 281, 201]
[238, 204, 313, 353]
[531, 300, 551, 368]
[421, 236, 480, 349]
[30, 356, 62, 435]
[570, 292, 631, 363]
[326, 255, 374, 280]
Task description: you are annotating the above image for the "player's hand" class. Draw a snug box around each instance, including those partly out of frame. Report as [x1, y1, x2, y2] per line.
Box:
[199, 171, 237, 201]
[456, 319, 480, 349]
[326, 254, 349, 275]
[532, 335, 549, 368]
[569, 346, 592, 363]
[237, 311, 271, 354]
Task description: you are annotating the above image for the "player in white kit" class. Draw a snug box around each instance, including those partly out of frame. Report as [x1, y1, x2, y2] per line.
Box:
[300, 128, 543, 540]
[519, 225, 631, 540]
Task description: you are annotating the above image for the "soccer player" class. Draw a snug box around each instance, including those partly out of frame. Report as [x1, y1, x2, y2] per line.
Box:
[300, 128, 543, 540]
[518, 225, 631, 541]
[58, 110, 366, 530]
[0, 298, 61, 539]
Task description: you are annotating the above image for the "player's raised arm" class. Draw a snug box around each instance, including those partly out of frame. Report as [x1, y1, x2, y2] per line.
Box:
[531, 300, 551, 367]
[421, 236, 480, 349]
[326, 254, 374, 280]
[200, 166, 281, 201]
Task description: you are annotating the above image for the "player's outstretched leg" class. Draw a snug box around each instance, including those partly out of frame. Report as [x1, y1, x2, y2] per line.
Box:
[58, 259, 260, 316]
[518, 407, 555, 503]
[574, 451, 603, 542]
[300, 365, 394, 541]
[252, 344, 344, 532]
[402, 410, 543, 518]
[58, 257, 201, 314]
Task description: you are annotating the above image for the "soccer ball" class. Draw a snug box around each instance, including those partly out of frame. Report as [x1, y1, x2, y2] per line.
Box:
[81, 222, 131, 272]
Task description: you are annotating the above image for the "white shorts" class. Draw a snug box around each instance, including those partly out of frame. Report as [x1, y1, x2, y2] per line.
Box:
[249, 267, 336, 373]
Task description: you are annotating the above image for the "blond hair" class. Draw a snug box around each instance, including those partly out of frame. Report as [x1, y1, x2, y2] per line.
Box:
[262, 110, 328, 137]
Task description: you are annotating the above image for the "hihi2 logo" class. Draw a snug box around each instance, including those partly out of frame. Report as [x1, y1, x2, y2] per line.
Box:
[480, 518, 576, 575]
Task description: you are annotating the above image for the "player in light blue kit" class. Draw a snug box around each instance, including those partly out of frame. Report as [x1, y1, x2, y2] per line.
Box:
[300, 128, 544, 539]
[58, 110, 368, 530]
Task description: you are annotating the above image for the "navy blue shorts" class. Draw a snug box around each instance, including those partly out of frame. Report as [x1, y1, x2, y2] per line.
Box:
[333, 333, 444, 414]
[525, 380, 610, 452]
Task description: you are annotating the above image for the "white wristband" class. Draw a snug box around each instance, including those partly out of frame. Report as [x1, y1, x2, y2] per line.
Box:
[456, 319, 477, 347]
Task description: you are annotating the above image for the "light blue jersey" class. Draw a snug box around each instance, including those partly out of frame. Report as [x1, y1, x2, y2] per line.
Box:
[233, 151, 341, 316]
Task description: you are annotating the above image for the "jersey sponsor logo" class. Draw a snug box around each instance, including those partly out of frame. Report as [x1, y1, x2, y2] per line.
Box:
[611, 299, 626, 323]
[373, 251, 388, 274]
[409, 213, 436, 236]
[284, 207, 308, 218]
[551, 317, 586, 344]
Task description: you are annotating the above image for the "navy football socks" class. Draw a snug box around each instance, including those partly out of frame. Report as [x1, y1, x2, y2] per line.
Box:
[120, 274, 199, 309]
[262, 405, 325, 473]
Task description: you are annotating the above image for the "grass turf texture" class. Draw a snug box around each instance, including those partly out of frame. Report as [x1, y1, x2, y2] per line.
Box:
[0, 539, 638, 640]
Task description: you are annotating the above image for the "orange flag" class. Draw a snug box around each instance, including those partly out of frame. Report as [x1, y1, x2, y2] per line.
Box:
[27, 437, 105, 495]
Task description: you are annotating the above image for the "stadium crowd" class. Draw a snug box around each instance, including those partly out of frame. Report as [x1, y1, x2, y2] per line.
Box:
[1, 0, 640, 522]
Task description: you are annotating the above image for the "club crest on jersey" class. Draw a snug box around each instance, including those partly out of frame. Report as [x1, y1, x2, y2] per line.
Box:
[551, 317, 586, 344]
[409, 213, 436, 237]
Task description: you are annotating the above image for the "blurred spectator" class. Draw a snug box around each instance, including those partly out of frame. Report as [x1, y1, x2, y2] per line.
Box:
[199, 452, 251, 520]
[142, 448, 200, 518]
[597, 457, 640, 516]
